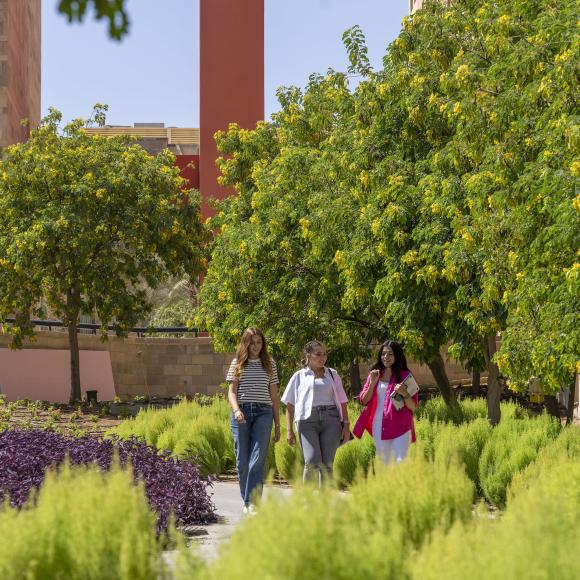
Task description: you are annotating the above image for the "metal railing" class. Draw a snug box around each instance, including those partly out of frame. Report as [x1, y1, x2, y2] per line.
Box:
[3, 318, 201, 338]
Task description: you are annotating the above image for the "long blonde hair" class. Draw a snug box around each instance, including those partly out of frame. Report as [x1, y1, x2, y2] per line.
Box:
[235, 327, 273, 377]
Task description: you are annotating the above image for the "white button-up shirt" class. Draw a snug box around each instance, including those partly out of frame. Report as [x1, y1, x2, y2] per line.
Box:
[281, 367, 349, 422]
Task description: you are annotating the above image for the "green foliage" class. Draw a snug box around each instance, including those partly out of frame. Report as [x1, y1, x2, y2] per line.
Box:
[274, 440, 303, 482]
[58, 0, 130, 40]
[412, 460, 580, 580]
[434, 418, 491, 488]
[410, 418, 446, 461]
[197, 457, 473, 580]
[333, 435, 375, 487]
[148, 297, 197, 331]
[201, 0, 579, 405]
[0, 462, 166, 580]
[0, 106, 207, 401]
[479, 414, 561, 507]
[508, 425, 580, 501]
[416, 396, 527, 424]
[109, 398, 234, 477]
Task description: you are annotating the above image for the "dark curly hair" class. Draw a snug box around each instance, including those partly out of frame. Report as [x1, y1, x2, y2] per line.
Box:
[370, 340, 409, 382]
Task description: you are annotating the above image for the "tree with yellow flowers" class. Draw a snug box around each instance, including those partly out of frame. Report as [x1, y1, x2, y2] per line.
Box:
[0, 106, 207, 402]
[201, 0, 578, 422]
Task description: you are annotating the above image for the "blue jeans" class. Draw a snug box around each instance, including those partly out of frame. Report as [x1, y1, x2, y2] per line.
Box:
[230, 402, 273, 506]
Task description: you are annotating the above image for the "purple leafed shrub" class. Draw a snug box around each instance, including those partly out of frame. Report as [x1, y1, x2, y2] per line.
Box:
[0, 429, 217, 533]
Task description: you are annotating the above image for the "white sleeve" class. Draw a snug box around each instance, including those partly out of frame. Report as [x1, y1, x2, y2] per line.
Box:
[226, 358, 237, 383]
[281, 371, 298, 405]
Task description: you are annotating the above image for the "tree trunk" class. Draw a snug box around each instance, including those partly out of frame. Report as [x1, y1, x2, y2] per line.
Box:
[426, 352, 456, 406]
[566, 375, 577, 426]
[471, 370, 481, 396]
[484, 334, 502, 426]
[349, 359, 362, 397]
[68, 321, 82, 403]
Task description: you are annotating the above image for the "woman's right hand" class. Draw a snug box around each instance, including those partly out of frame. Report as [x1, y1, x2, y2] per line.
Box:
[287, 429, 296, 446]
[234, 409, 246, 424]
[369, 369, 380, 386]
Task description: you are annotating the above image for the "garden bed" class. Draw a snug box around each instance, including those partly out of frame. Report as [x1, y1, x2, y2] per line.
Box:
[0, 398, 122, 437]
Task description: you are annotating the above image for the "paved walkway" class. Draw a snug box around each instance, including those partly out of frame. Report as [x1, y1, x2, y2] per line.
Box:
[190, 480, 293, 561]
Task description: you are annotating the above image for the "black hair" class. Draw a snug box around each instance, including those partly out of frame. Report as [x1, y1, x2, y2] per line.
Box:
[371, 340, 409, 382]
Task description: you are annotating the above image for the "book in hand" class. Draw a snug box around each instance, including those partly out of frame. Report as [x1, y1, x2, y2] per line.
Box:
[389, 374, 420, 411]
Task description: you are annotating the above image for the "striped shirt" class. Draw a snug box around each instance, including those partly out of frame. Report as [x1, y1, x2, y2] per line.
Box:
[226, 357, 279, 405]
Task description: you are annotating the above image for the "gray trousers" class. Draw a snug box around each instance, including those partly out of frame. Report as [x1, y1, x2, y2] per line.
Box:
[297, 405, 342, 485]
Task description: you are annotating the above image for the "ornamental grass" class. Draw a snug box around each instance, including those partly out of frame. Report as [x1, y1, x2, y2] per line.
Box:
[333, 435, 375, 487]
[478, 414, 561, 507]
[434, 418, 492, 489]
[508, 425, 580, 501]
[415, 396, 527, 425]
[412, 460, 580, 580]
[0, 463, 169, 580]
[190, 456, 473, 580]
[110, 398, 234, 477]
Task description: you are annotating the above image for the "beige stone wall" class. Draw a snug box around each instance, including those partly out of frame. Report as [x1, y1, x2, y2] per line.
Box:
[0, 331, 233, 399]
[1, 330, 476, 400]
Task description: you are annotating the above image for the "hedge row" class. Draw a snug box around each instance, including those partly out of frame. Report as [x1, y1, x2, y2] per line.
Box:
[192, 457, 475, 580]
[110, 397, 564, 506]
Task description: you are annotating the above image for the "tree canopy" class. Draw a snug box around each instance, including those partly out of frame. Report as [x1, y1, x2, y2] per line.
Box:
[0, 106, 207, 401]
[200, 0, 578, 420]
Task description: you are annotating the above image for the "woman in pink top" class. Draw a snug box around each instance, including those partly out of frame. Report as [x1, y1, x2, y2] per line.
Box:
[353, 340, 419, 463]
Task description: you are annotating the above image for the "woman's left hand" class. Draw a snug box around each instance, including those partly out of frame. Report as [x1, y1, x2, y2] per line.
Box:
[273, 423, 281, 443]
[341, 423, 350, 443]
[394, 384, 409, 399]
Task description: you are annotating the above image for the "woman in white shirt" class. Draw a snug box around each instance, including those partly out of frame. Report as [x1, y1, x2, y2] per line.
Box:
[282, 340, 350, 485]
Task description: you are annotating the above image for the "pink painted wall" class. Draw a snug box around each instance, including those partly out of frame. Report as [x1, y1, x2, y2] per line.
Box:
[0, 349, 115, 403]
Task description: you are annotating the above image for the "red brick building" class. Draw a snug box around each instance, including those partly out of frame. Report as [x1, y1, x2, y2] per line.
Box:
[0, 0, 41, 147]
[1, 0, 264, 216]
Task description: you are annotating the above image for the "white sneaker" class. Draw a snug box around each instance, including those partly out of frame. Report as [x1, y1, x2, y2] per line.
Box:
[247, 504, 257, 516]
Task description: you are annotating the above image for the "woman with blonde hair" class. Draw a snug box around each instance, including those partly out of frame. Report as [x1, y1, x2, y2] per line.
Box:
[226, 327, 280, 513]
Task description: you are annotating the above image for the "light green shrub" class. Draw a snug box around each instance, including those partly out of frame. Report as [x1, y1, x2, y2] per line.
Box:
[415, 396, 465, 424]
[350, 456, 474, 547]
[499, 399, 530, 420]
[415, 396, 527, 425]
[479, 414, 561, 507]
[434, 418, 491, 488]
[412, 460, 580, 580]
[410, 418, 446, 460]
[333, 435, 375, 487]
[156, 427, 179, 453]
[0, 463, 167, 580]
[109, 398, 236, 476]
[508, 426, 580, 501]
[173, 416, 234, 476]
[196, 456, 473, 580]
[274, 440, 303, 482]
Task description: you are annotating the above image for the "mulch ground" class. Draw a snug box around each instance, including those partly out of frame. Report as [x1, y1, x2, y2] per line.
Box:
[3, 404, 123, 437]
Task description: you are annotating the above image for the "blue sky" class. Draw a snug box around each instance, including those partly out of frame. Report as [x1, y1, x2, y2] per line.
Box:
[42, 0, 408, 127]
